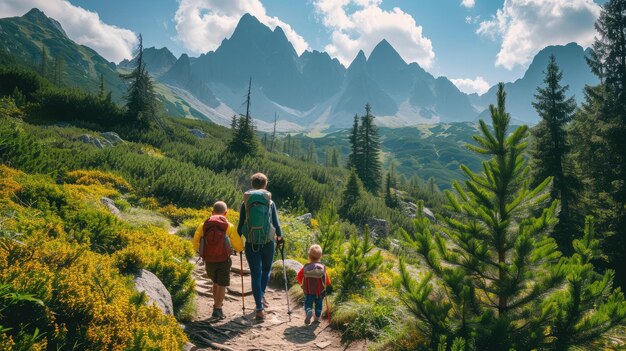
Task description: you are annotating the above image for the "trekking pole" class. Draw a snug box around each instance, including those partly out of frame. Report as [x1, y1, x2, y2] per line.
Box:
[240, 252, 246, 317]
[322, 269, 331, 323]
[278, 240, 292, 322]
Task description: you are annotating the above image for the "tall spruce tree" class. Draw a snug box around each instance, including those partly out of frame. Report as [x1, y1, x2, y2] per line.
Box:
[39, 46, 47, 78]
[53, 54, 63, 87]
[227, 77, 258, 156]
[347, 114, 362, 173]
[307, 141, 318, 163]
[270, 112, 277, 152]
[98, 74, 105, 100]
[398, 83, 626, 350]
[530, 55, 577, 253]
[574, 0, 626, 287]
[384, 171, 398, 208]
[359, 104, 382, 194]
[340, 169, 362, 218]
[331, 147, 340, 167]
[120, 34, 158, 125]
[230, 115, 238, 130]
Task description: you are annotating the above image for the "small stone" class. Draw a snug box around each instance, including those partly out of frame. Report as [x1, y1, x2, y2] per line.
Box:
[316, 341, 332, 349]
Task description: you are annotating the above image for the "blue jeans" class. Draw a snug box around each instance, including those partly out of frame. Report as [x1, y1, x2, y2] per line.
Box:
[245, 241, 275, 311]
[304, 294, 324, 317]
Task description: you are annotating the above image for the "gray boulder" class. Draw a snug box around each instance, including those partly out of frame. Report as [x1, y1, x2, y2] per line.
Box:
[270, 259, 303, 288]
[77, 134, 108, 149]
[133, 269, 174, 315]
[100, 197, 121, 217]
[92, 138, 105, 149]
[296, 213, 312, 227]
[367, 218, 389, 238]
[422, 206, 435, 220]
[78, 134, 93, 144]
[189, 129, 207, 139]
[100, 132, 124, 144]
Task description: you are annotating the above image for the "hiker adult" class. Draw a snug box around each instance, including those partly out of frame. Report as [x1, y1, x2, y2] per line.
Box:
[238, 173, 283, 320]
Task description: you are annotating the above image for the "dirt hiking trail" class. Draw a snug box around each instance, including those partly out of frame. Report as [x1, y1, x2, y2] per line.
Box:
[184, 256, 368, 351]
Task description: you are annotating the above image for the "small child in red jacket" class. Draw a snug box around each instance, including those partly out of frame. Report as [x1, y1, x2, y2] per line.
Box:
[296, 244, 331, 324]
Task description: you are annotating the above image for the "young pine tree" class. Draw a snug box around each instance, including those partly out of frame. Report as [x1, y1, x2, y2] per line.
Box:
[398, 83, 626, 350]
[359, 103, 382, 194]
[530, 55, 577, 253]
[337, 224, 382, 300]
[315, 200, 343, 263]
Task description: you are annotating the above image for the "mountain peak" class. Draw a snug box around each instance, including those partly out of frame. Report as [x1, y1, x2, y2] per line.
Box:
[228, 13, 273, 45]
[24, 8, 47, 20]
[234, 13, 265, 33]
[22, 8, 67, 37]
[368, 39, 406, 67]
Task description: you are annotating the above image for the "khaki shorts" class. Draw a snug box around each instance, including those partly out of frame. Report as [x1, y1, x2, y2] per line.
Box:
[205, 257, 232, 286]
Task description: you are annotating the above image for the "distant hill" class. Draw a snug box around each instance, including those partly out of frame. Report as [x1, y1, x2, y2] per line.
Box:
[477, 43, 598, 124]
[0, 8, 215, 120]
[0, 8, 126, 101]
[294, 122, 486, 189]
[118, 46, 176, 77]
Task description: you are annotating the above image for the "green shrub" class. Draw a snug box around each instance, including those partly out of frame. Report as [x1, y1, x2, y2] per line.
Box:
[64, 207, 124, 254]
[331, 297, 394, 343]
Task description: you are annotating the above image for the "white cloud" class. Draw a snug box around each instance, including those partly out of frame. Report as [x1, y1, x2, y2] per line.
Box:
[477, 0, 601, 70]
[465, 15, 481, 24]
[451, 76, 490, 94]
[0, 0, 137, 63]
[313, 0, 435, 68]
[174, 0, 309, 55]
[461, 0, 475, 9]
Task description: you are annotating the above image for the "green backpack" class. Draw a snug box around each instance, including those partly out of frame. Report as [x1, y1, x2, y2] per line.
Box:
[242, 189, 274, 245]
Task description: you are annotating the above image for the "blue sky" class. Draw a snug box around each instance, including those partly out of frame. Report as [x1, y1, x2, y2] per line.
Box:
[0, 0, 606, 94]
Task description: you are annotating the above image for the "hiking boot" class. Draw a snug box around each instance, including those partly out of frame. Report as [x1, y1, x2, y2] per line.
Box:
[304, 310, 313, 325]
[211, 308, 225, 320]
[255, 310, 265, 321]
[313, 316, 320, 323]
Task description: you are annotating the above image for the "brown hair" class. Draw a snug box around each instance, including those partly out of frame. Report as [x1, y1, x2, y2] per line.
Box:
[251, 173, 268, 189]
[212, 201, 227, 215]
[308, 244, 322, 261]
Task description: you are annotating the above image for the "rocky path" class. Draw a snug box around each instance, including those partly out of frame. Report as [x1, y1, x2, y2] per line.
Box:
[184, 256, 367, 351]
